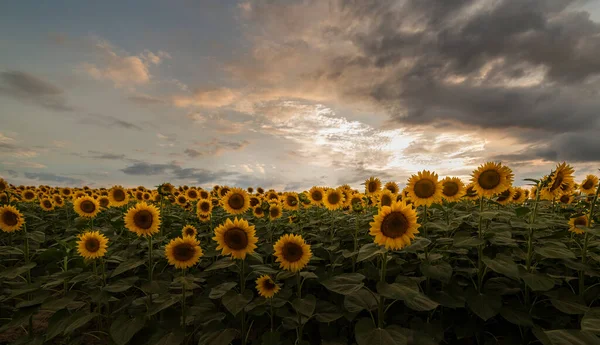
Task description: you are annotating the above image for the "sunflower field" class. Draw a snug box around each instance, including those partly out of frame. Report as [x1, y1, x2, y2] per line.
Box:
[0, 162, 600, 345]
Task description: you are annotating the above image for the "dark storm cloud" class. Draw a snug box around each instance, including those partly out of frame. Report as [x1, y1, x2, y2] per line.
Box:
[121, 162, 225, 184]
[184, 140, 250, 158]
[0, 71, 74, 111]
[23, 172, 83, 185]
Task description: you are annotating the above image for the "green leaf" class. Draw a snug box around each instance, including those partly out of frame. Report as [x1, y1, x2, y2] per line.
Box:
[0, 262, 37, 279]
[63, 312, 99, 335]
[551, 297, 589, 315]
[28, 230, 45, 243]
[111, 258, 146, 278]
[403, 292, 439, 312]
[209, 282, 237, 299]
[110, 315, 145, 345]
[357, 243, 386, 262]
[402, 237, 431, 253]
[466, 291, 501, 321]
[535, 245, 577, 260]
[221, 290, 253, 316]
[41, 296, 75, 311]
[500, 307, 534, 326]
[104, 276, 139, 293]
[292, 294, 316, 317]
[315, 301, 343, 323]
[520, 270, 555, 291]
[420, 261, 452, 283]
[147, 296, 179, 316]
[355, 318, 405, 345]
[153, 332, 184, 345]
[480, 211, 499, 220]
[482, 254, 519, 280]
[583, 309, 600, 335]
[515, 207, 531, 217]
[453, 233, 484, 247]
[377, 282, 438, 311]
[300, 271, 318, 280]
[205, 258, 237, 272]
[543, 330, 600, 345]
[197, 328, 238, 345]
[261, 331, 281, 345]
[321, 273, 365, 295]
[344, 288, 378, 313]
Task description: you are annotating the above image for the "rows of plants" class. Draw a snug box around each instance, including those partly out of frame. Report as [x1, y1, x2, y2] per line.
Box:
[0, 162, 599, 345]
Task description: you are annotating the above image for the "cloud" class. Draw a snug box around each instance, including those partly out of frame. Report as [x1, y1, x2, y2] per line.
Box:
[127, 94, 168, 105]
[0, 71, 74, 111]
[173, 87, 237, 108]
[80, 38, 170, 87]
[23, 172, 83, 185]
[79, 114, 143, 131]
[184, 139, 250, 158]
[3, 170, 19, 178]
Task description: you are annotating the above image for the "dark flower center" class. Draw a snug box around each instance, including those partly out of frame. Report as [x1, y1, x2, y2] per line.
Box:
[582, 180, 593, 190]
[85, 238, 100, 253]
[327, 192, 341, 205]
[24, 191, 35, 200]
[478, 170, 501, 190]
[99, 198, 109, 208]
[200, 202, 211, 213]
[560, 195, 570, 203]
[173, 243, 196, 261]
[80, 200, 96, 214]
[512, 191, 522, 201]
[282, 242, 303, 262]
[224, 228, 248, 250]
[228, 193, 245, 210]
[43, 200, 53, 208]
[496, 189, 511, 202]
[133, 210, 153, 229]
[381, 211, 409, 238]
[550, 172, 564, 191]
[311, 191, 323, 201]
[286, 196, 298, 206]
[270, 207, 280, 218]
[2, 211, 19, 226]
[414, 180, 436, 198]
[368, 181, 378, 193]
[187, 190, 198, 199]
[380, 194, 392, 207]
[443, 182, 459, 197]
[112, 189, 125, 201]
[263, 279, 276, 291]
[574, 217, 587, 227]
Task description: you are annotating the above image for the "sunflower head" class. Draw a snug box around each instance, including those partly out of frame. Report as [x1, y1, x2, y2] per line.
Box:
[350, 193, 365, 212]
[213, 217, 258, 259]
[256, 187, 264, 194]
[406, 170, 443, 207]
[253, 205, 264, 218]
[40, 198, 55, 211]
[580, 175, 598, 195]
[165, 236, 203, 269]
[124, 202, 161, 237]
[52, 195, 65, 207]
[273, 234, 312, 272]
[365, 177, 382, 195]
[269, 204, 282, 220]
[247, 187, 254, 193]
[22, 190, 37, 202]
[441, 177, 465, 202]
[108, 186, 129, 207]
[568, 215, 589, 235]
[308, 186, 324, 205]
[378, 190, 395, 208]
[77, 231, 109, 259]
[198, 213, 211, 223]
[383, 181, 399, 194]
[219, 186, 231, 198]
[495, 188, 514, 205]
[0, 205, 25, 232]
[182, 225, 198, 237]
[186, 189, 199, 200]
[197, 199, 213, 217]
[369, 201, 420, 250]
[283, 192, 299, 210]
[471, 162, 514, 198]
[176, 195, 188, 206]
[221, 188, 251, 215]
[98, 196, 110, 209]
[0, 178, 7, 192]
[546, 162, 575, 197]
[73, 196, 101, 218]
[558, 193, 573, 205]
[323, 188, 345, 210]
[511, 187, 527, 204]
[256, 275, 280, 298]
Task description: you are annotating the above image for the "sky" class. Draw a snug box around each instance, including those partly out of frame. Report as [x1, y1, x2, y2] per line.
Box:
[1, 0, 600, 191]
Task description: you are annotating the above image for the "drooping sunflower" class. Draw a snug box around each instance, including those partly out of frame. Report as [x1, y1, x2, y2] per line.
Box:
[441, 177, 465, 202]
[406, 171, 443, 207]
[364, 177, 382, 196]
[213, 217, 258, 259]
[378, 190, 395, 208]
[369, 201, 420, 250]
[283, 192, 300, 211]
[323, 188, 345, 211]
[307, 186, 325, 206]
[73, 196, 101, 218]
[256, 187, 264, 194]
[221, 188, 251, 215]
[182, 224, 198, 237]
[165, 236, 203, 269]
[0, 178, 7, 192]
[511, 187, 527, 204]
[40, 198, 55, 211]
[52, 195, 65, 207]
[124, 202, 161, 237]
[22, 189, 37, 202]
[77, 231, 109, 259]
[219, 186, 231, 198]
[108, 186, 129, 207]
[580, 175, 598, 195]
[255, 275, 280, 298]
[471, 162, 514, 198]
[568, 215, 589, 235]
[495, 188, 514, 205]
[558, 193, 573, 205]
[98, 196, 110, 209]
[253, 205, 265, 218]
[546, 162, 575, 197]
[384, 181, 399, 195]
[269, 204, 282, 220]
[197, 199, 213, 217]
[273, 234, 312, 272]
[0, 205, 25, 232]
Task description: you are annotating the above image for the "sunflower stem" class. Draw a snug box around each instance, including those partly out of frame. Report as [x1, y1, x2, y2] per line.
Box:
[352, 214, 359, 273]
[378, 251, 388, 328]
[579, 183, 599, 297]
[148, 235, 154, 304]
[423, 205, 431, 294]
[240, 259, 247, 345]
[270, 299, 274, 332]
[296, 271, 303, 343]
[525, 183, 541, 305]
[477, 197, 485, 293]
[181, 269, 187, 328]
[63, 256, 68, 296]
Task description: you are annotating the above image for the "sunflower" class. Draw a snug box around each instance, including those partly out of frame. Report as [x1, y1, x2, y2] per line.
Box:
[266, 191, 279, 202]
[255, 275, 280, 298]
[369, 201, 420, 250]
[383, 181, 399, 194]
[213, 217, 258, 259]
[283, 192, 300, 211]
[22, 190, 37, 202]
[52, 195, 65, 207]
[98, 196, 110, 209]
[77, 231, 109, 259]
[0, 178, 7, 192]
[558, 193, 573, 205]
[495, 188, 514, 205]
[256, 187, 264, 194]
[0, 205, 25, 232]
[253, 205, 265, 218]
[378, 190, 395, 208]
[165, 236, 203, 269]
[198, 213, 211, 223]
[580, 175, 598, 195]
[108, 186, 129, 207]
[219, 186, 231, 198]
[568, 215, 589, 235]
[198, 189, 210, 200]
[406, 171, 443, 207]
[441, 177, 465, 202]
[175, 195, 188, 207]
[247, 187, 254, 193]
[273, 234, 312, 272]
[197, 199, 213, 216]
[471, 162, 513, 198]
[308, 186, 325, 206]
[221, 188, 251, 215]
[159, 183, 174, 195]
[546, 162, 575, 197]
[269, 204, 282, 220]
[186, 189, 199, 200]
[73, 191, 86, 200]
[124, 202, 161, 237]
[40, 198, 55, 211]
[364, 177, 382, 195]
[511, 187, 527, 204]
[142, 192, 152, 201]
[249, 196, 261, 207]
[182, 225, 198, 237]
[73, 196, 101, 218]
[323, 188, 345, 210]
